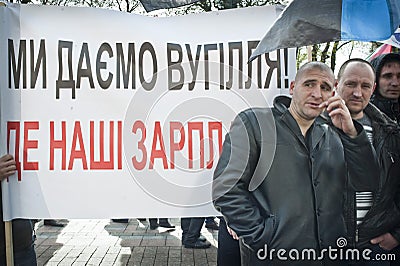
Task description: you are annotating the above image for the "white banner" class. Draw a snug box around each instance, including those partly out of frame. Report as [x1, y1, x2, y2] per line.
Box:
[0, 2, 296, 220]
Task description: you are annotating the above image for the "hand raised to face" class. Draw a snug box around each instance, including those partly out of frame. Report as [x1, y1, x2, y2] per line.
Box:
[319, 95, 357, 138]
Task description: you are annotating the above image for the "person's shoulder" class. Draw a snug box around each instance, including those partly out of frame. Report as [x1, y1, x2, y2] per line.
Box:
[366, 103, 399, 128]
[236, 94, 290, 124]
[238, 107, 273, 118]
[237, 107, 277, 133]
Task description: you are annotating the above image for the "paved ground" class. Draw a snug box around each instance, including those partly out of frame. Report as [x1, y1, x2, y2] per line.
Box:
[34, 218, 218, 266]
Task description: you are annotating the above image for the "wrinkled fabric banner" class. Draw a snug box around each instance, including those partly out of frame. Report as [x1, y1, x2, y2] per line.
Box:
[250, 0, 400, 61]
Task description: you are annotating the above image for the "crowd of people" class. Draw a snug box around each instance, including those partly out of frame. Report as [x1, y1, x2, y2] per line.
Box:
[213, 55, 400, 266]
[1, 54, 400, 265]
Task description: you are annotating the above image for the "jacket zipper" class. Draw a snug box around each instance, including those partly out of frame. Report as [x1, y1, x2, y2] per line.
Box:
[355, 228, 359, 243]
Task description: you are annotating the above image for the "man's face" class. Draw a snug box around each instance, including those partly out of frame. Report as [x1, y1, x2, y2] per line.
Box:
[289, 68, 334, 121]
[378, 61, 400, 99]
[336, 62, 375, 120]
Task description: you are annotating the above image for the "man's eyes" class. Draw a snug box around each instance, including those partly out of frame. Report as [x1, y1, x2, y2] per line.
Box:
[345, 81, 372, 89]
[304, 82, 314, 87]
[304, 82, 331, 91]
[344, 80, 358, 87]
[321, 85, 332, 91]
[362, 84, 372, 89]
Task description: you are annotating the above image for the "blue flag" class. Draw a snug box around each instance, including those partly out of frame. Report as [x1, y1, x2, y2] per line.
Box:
[249, 0, 400, 61]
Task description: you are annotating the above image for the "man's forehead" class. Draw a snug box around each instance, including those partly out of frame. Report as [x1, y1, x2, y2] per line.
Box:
[300, 70, 334, 84]
[382, 61, 400, 69]
[301, 68, 334, 78]
[342, 64, 374, 79]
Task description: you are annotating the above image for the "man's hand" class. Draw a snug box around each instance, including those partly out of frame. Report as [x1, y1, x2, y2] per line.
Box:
[319, 95, 357, 138]
[371, 233, 399, 251]
[0, 154, 16, 181]
[226, 225, 239, 240]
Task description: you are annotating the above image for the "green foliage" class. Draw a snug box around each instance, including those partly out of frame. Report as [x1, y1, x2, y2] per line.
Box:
[27, 0, 140, 12]
[295, 41, 373, 72]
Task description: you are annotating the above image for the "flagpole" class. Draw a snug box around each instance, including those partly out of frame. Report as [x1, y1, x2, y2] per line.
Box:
[5, 221, 14, 266]
[0, 2, 14, 261]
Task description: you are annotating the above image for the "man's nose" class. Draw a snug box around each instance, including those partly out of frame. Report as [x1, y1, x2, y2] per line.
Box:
[353, 85, 362, 97]
[311, 87, 322, 98]
[391, 75, 400, 86]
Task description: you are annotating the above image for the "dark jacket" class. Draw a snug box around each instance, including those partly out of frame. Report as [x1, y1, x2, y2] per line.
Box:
[213, 96, 379, 265]
[0, 183, 35, 257]
[370, 53, 400, 123]
[351, 103, 400, 248]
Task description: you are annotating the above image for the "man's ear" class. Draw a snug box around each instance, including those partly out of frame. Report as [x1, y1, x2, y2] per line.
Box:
[372, 82, 376, 94]
[289, 81, 295, 95]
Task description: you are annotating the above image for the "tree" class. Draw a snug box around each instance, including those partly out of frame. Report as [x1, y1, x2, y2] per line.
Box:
[194, 0, 289, 11]
[15, 0, 141, 12]
[296, 41, 373, 72]
[191, 1, 373, 72]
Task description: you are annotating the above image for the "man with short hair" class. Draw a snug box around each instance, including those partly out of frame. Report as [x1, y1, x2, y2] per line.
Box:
[370, 53, 400, 123]
[213, 61, 379, 265]
[336, 58, 400, 265]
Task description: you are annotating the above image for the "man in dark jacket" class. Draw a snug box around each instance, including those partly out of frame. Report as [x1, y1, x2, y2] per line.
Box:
[337, 58, 400, 265]
[213, 62, 378, 265]
[370, 53, 400, 124]
[0, 154, 37, 266]
[212, 61, 379, 265]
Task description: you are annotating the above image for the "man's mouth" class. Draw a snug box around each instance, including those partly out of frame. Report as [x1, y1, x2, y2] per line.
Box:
[307, 102, 322, 108]
[387, 89, 400, 94]
[349, 98, 362, 103]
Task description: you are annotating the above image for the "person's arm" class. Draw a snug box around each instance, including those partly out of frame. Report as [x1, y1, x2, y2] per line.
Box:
[212, 110, 274, 251]
[361, 203, 400, 249]
[339, 120, 380, 191]
[0, 154, 16, 180]
[323, 95, 357, 138]
[324, 95, 379, 190]
[390, 227, 400, 247]
[371, 233, 399, 250]
[371, 232, 399, 250]
[227, 225, 239, 240]
[369, 154, 400, 250]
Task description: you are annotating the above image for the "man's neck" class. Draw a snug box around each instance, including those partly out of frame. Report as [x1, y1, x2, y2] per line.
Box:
[288, 106, 314, 137]
[351, 111, 364, 120]
[376, 93, 399, 102]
